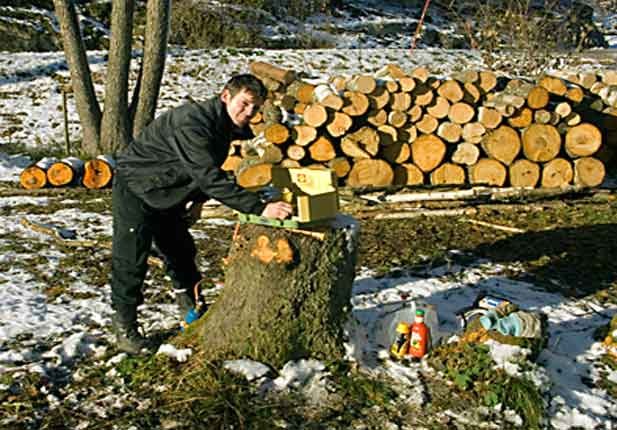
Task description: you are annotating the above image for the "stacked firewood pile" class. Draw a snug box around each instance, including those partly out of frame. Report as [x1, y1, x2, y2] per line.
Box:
[19, 155, 115, 190]
[225, 61, 616, 190]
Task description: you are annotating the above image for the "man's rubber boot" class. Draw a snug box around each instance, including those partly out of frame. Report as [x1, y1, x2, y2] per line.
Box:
[111, 314, 150, 354]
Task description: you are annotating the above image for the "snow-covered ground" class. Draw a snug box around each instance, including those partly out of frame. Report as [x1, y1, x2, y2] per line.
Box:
[0, 179, 616, 427]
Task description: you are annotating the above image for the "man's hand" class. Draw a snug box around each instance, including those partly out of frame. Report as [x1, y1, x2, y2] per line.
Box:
[261, 201, 293, 220]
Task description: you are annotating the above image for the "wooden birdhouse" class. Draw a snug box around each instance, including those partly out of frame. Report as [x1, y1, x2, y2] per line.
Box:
[270, 167, 339, 223]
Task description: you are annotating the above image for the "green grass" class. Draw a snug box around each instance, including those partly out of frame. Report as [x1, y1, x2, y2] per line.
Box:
[102, 356, 402, 429]
[428, 342, 545, 428]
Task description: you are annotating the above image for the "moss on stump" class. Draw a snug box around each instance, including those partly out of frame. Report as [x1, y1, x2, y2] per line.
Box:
[189, 218, 358, 368]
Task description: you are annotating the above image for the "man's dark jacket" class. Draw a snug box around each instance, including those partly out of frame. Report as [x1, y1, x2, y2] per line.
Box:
[116, 96, 265, 214]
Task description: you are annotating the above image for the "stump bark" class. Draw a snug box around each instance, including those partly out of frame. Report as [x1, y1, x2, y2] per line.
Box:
[193, 217, 358, 368]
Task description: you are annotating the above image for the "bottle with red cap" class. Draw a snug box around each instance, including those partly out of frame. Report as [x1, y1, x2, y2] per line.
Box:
[408, 309, 430, 359]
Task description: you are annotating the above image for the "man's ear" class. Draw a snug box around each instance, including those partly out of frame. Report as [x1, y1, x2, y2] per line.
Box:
[220, 88, 231, 104]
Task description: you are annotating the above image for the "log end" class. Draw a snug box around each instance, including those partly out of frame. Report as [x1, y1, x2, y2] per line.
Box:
[20, 166, 47, 190]
[83, 159, 114, 189]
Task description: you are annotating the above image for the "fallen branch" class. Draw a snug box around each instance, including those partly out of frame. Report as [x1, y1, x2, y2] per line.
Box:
[0, 187, 111, 197]
[463, 219, 526, 233]
[359, 185, 596, 205]
[356, 207, 478, 220]
[20, 218, 164, 268]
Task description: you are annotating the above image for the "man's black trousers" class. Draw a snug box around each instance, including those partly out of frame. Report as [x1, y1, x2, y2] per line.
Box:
[111, 175, 201, 323]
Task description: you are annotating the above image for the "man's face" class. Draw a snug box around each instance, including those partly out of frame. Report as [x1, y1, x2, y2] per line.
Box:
[221, 88, 263, 128]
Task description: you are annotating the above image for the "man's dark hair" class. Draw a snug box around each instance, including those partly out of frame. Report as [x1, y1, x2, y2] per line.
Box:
[223, 74, 267, 100]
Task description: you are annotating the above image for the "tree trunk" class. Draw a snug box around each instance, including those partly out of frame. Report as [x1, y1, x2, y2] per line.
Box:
[526, 86, 550, 110]
[347, 159, 393, 188]
[287, 80, 315, 105]
[573, 157, 605, 187]
[478, 106, 502, 129]
[367, 109, 387, 127]
[481, 125, 521, 166]
[508, 107, 533, 128]
[564, 123, 602, 158]
[437, 80, 463, 103]
[437, 121, 462, 143]
[462, 122, 486, 143]
[250, 61, 295, 84]
[393, 163, 424, 186]
[286, 144, 306, 161]
[131, 0, 170, 139]
[390, 92, 412, 111]
[47, 157, 85, 187]
[342, 91, 370, 116]
[193, 219, 358, 367]
[326, 112, 353, 138]
[381, 142, 410, 164]
[369, 87, 391, 110]
[469, 158, 507, 186]
[541, 158, 573, 188]
[346, 75, 376, 94]
[377, 125, 398, 146]
[340, 127, 377, 159]
[522, 124, 561, 162]
[478, 71, 497, 93]
[509, 159, 540, 188]
[426, 96, 450, 119]
[308, 136, 336, 162]
[20, 157, 56, 190]
[236, 162, 272, 189]
[53, 0, 101, 156]
[313, 84, 343, 110]
[538, 75, 567, 96]
[387, 110, 408, 128]
[416, 114, 439, 134]
[264, 123, 290, 144]
[303, 104, 328, 127]
[430, 163, 466, 185]
[83, 155, 116, 189]
[291, 125, 317, 146]
[328, 157, 351, 179]
[100, 0, 135, 155]
[411, 134, 446, 172]
[463, 82, 482, 104]
[448, 102, 475, 124]
[451, 142, 480, 165]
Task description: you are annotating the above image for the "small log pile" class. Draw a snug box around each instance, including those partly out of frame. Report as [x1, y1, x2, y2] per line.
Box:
[20, 155, 115, 190]
[226, 61, 615, 189]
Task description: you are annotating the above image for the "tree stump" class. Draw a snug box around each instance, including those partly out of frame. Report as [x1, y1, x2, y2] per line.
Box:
[193, 216, 358, 368]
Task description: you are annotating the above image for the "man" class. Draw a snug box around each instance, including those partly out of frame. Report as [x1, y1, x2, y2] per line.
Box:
[111, 74, 292, 354]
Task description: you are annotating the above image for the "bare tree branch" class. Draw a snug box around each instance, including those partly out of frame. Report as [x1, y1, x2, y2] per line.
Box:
[100, 0, 135, 154]
[131, 0, 171, 138]
[53, 0, 101, 155]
